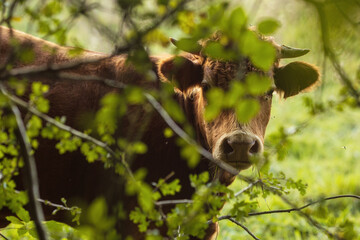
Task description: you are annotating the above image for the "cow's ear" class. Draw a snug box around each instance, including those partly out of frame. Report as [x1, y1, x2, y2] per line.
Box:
[274, 61, 320, 98]
[158, 55, 203, 91]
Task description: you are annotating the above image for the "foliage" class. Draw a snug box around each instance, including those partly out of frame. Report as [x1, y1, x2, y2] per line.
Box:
[0, 0, 359, 239]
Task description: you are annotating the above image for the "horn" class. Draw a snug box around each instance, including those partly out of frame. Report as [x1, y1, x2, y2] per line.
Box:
[169, 37, 202, 55]
[280, 45, 310, 58]
[169, 37, 178, 46]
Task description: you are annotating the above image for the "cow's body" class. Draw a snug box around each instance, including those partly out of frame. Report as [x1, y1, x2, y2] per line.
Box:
[0, 26, 319, 239]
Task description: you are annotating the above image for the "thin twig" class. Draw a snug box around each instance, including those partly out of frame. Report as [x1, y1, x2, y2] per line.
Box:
[228, 218, 261, 240]
[112, 0, 192, 54]
[215, 194, 360, 220]
[234, 177, 345, 239]
[0, 233, 9, 240]
[7, 99, 48, 240]
[37, 199, 72, 212]
[153, 171, 175, 193]
[235, 180, 260, 197]
[155, 199, 193, 206]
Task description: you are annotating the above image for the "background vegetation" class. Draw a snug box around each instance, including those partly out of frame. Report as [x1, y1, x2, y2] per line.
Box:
[0, 0, 359, 239]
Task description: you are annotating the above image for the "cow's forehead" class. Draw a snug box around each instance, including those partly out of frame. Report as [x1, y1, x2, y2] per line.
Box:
[203, 57, 275, 88]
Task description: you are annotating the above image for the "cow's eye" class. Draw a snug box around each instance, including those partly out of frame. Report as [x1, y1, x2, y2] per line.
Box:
[264, 89, 274, 100]
[201, 82, 211, 93]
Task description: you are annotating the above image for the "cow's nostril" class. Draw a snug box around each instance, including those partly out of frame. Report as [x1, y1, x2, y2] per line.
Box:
[223, 139, 234, 155]
[249, 140, 260, 154]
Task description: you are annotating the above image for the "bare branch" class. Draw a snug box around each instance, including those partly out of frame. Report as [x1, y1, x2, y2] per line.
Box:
[37, 199, 72, 212]
[6, 95, 48, 240]
[277, 194, 341, 240]
[231, 176, 350, 239]
[112, 0, 192, 54]
[228, 218, 261, 240]
[0, 232, 10, 240]
[155, 199, 193, 206]
[235, 180, 260, 197]
[216, 194, 360, 221]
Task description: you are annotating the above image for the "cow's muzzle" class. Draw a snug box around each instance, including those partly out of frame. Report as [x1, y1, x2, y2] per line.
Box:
[213, 130, 263, 170]
[213, 130, 263, 185]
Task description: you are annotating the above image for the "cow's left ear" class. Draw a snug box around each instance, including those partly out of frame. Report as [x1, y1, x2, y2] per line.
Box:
[274, 61, 320, 98]
[158, 55, 203, 91]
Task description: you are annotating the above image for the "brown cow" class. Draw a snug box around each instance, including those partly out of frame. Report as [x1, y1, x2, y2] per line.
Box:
[0, 26, 320, 239]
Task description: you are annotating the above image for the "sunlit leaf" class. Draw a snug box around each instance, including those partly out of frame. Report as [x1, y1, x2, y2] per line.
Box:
[204, 88, 224, 121]
[245, 73, 272, 95]
[235, 99, 260, 123]
[258, 19, 281, 35]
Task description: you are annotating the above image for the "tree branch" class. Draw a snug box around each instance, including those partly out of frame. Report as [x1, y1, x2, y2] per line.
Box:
[8, 100, 48, 240]
[234, 180, 260, 197]
[216, 194, 360, 221]
[228, 218, 261, 240]
[155, 199, 193, 206]
[0, 233, 10, 240]
[227, 176, 355, 239]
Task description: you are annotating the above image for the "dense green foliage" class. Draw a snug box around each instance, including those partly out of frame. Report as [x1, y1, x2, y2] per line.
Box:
[0, 0, 359, 239]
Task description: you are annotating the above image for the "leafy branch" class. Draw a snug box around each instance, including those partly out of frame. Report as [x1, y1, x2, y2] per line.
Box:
[5, 94, 48, 240]
[0, 83, 135, 180]
[215, 194, 360, 220]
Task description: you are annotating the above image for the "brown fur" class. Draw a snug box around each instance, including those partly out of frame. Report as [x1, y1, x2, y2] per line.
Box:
[0, 26, 319, 239]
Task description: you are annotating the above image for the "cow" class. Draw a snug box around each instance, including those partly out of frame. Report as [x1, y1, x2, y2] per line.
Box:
[0, 26, 320, 239]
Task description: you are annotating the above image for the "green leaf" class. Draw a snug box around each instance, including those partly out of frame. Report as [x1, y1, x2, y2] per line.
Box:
[87, 198, 107, 225]
[125, 86, 145, 104]
[190, 172, 209, 188]
[204, 88, 224, 121]
[240, 31, 276, 71]
[163, 99, 185, 123]
[6, 216, 23, 225]
[223, 81, 245, 108]
[18, 47, 35, 64]
[227, 7, 247, 37]
[132, 141, 148, 154]
[17, 208, 30, 222]
[245, 73, 272, 95]
[163, 128, 174, 138]
[258, 19, 281, 35]
[159, 179, 181, 196]
[235, 99, 260, 123]
[204, 41, 236, 60]
[130, 207, 149, 232]
[173, 38, 201, 53]
[180, 143, 200, 168]
[42, 0, 63, 17]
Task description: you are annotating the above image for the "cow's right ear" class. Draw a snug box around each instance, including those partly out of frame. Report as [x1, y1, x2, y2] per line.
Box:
[157, 55, 203, 91]
[274, 61, 320, 98]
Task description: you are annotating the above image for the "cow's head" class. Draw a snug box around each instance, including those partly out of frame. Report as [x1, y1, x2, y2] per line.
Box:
[157, 34, 320, 185]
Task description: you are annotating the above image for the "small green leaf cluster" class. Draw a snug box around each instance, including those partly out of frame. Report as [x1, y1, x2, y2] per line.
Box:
[229, 200, 258, 221]
[2, 218, 90, 240]
[165, 172, 232, 239]
[24, 0, 71, 45]
[175, 4, 278, 70]
[128, 170, 182, 235]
